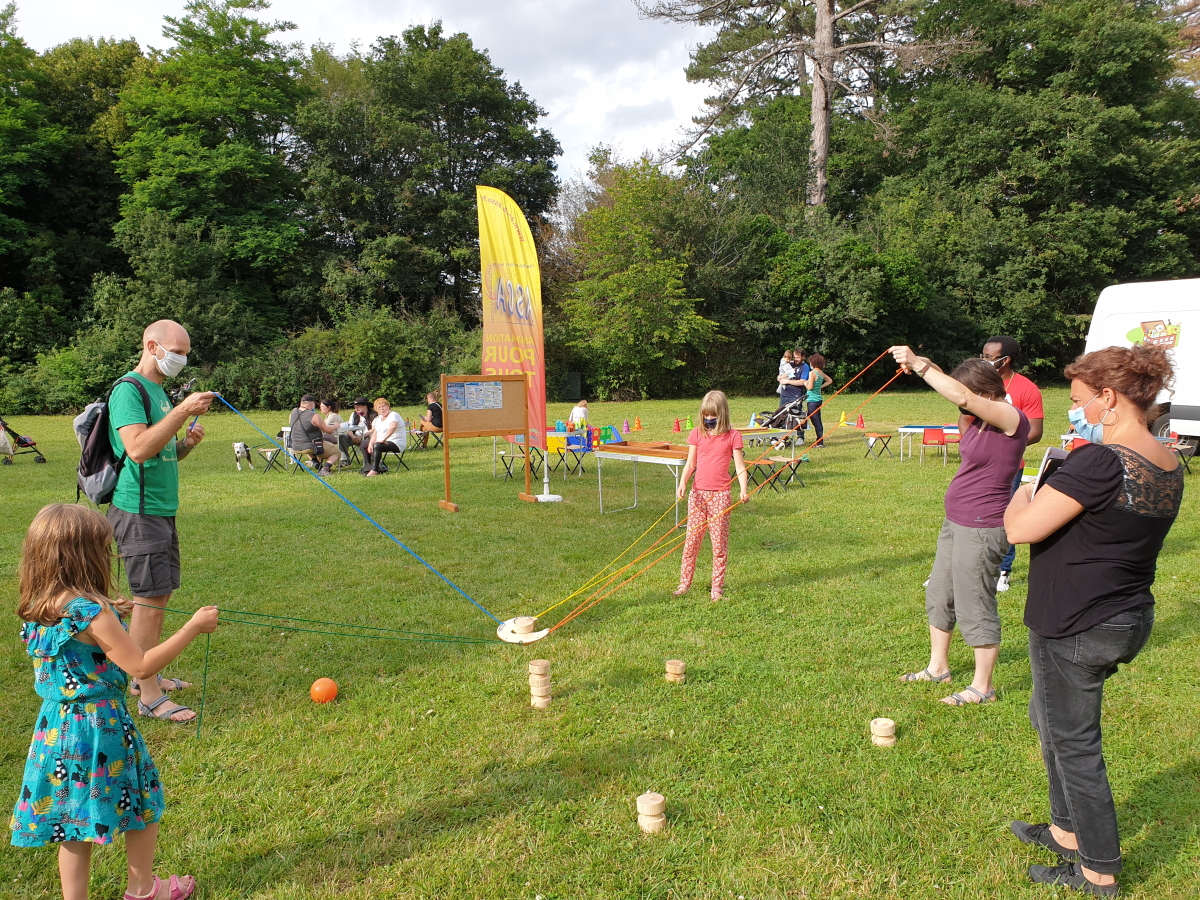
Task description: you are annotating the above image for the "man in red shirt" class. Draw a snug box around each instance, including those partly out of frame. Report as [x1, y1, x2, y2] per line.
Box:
[983, 335, 1044, 590]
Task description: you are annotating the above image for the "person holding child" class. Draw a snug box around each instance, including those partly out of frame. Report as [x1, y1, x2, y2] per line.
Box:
[10, 504, 218, 900]
[674, 391, 750, 601]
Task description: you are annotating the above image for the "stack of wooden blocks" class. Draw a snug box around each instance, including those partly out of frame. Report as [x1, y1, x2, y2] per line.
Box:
[870, 717, 896, 747]
[665, 659, 686, 684]
[637, 792, 666, 833]
[529, 659, 551, 708]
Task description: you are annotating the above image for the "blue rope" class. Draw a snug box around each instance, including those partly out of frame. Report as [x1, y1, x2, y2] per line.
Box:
[214, 395, 502, 624]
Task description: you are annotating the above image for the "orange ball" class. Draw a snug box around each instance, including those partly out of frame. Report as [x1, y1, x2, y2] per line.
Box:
[310, 677, 338, 703]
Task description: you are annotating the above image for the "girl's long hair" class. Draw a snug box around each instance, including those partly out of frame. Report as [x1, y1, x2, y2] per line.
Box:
[699, 390, 732, 436]
[16, 504, 131, 625]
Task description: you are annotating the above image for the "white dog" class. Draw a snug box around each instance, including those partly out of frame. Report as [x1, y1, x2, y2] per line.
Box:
[233, 442, 254, 471]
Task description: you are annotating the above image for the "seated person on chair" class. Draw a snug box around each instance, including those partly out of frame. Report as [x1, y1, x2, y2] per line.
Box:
[363, 397, 406, 476]
[340, 396, 375, 463]
[289, 394, 341, 475]
[568, 399, 589, 428]
[416, 391, 443, 448]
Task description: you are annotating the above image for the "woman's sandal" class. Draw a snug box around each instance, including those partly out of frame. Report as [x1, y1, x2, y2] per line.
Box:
[941, 685, 996, 706]
[124, 874, 196, 900]
[129, 675, 190, 697]
[137, 694, 196, 723]
[898, 667, 952, 684]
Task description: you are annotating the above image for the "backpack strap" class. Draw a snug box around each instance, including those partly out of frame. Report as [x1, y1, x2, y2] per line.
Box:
[111, 377, 156, 516]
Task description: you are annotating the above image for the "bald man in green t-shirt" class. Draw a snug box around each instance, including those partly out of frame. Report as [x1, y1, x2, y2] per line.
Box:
[107, 320, 215, 723]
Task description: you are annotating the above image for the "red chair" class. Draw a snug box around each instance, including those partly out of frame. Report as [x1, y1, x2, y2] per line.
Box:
[944, 427, 961, 456]
[921, 428, 948, 465]
[1068, 437, 1090, 451]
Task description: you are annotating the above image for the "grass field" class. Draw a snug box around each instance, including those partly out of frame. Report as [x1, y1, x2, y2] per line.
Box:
[1, 387, 1197, 900]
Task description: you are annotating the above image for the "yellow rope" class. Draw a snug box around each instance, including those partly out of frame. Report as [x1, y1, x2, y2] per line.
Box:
[532, 500, 678, 620]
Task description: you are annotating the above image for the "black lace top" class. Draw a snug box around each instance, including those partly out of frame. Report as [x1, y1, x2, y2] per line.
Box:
[1026, 442, 1184, 639]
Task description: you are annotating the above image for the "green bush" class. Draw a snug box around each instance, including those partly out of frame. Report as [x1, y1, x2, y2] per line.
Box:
[205, 306, 475, 409]
[0, 306, 475, 414]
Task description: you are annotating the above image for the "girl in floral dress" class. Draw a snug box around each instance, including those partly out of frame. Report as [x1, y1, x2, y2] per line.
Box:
[9, 504, 218, 900]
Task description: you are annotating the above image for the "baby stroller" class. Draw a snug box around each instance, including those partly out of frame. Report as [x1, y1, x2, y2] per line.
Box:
[0, 415, 46, 464]
[754, 398, 808, 446]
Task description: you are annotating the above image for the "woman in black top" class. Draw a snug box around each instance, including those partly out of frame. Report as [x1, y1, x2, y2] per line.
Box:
[1005, 345, 1183, 897]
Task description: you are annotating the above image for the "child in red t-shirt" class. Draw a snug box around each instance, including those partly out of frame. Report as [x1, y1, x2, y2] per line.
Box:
[674, 391, 750, 600]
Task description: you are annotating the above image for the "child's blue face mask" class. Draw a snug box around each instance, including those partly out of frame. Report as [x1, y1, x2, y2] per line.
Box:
[703, 417, 718, 428]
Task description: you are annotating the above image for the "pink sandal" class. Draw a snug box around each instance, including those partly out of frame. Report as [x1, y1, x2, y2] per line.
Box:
[124, 874, 196, 900]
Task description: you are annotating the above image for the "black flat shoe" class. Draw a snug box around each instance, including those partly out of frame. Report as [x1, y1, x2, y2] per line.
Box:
[1029, 862, 1119, 897]
[1011, 821, 1078, 860]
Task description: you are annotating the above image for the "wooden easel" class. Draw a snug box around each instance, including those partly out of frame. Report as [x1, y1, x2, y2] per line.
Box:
[439, 374, 536, 511]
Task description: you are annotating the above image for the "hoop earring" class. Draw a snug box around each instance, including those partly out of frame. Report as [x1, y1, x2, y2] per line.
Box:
[1100, 407, 1118, 427]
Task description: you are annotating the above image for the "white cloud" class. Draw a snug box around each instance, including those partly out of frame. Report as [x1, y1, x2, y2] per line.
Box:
[16, 0, 713, 177]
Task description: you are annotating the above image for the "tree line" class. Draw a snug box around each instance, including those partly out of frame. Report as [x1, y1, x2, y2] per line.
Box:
[1, 0, 1198, 411]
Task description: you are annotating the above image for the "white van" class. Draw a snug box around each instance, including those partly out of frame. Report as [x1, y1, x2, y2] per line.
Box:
[1085, 278, 1198, 447]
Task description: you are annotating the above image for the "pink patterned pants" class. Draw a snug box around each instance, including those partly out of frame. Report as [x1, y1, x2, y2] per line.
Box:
[677, 488, 731, 597]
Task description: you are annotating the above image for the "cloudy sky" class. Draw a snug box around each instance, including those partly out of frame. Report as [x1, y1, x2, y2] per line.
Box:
[15, 0, 715, 177]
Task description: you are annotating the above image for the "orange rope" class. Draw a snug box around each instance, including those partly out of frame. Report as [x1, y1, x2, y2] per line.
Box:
[544, 352, 907, 634]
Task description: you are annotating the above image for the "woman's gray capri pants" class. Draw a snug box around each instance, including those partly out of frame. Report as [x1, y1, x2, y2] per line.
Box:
[925, 517, 1007, 646]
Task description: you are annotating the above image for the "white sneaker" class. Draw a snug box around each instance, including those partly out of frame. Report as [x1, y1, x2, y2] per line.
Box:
[997, 572, 1011, 592]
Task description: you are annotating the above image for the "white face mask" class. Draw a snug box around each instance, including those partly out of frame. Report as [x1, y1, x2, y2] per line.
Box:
[152, 343, 188, 378]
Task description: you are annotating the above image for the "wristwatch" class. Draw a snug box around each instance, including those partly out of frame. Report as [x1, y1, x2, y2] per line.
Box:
[916, 362, 931, 378]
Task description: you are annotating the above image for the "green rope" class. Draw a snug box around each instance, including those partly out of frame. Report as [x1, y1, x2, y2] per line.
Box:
[190, 606, 495, 642]
[130, 601, 500, 645]
[214, 614, 499, 644]
[195, 633, 210, 740]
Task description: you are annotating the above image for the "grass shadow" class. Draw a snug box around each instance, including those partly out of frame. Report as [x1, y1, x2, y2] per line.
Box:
[1118, 757, 1200, 887]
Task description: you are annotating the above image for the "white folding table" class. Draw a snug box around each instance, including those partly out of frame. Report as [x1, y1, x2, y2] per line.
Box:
[897, 425, 961, 461]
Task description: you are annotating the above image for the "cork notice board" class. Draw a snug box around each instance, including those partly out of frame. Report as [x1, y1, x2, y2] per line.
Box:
[442, 375, 528, 439]
[439, 374, 533, 511]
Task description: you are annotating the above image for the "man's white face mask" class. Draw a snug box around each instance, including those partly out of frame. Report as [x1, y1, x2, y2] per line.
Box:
[152, 342, 188, 378]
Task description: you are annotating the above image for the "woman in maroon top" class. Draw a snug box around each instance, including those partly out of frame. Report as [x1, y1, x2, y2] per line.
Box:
[1004, 345, 1182, 896]
[890, 346, 1029, 705]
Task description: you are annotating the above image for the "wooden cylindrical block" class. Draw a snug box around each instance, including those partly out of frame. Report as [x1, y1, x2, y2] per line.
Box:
[529, 674, 551, 690]
[870, 717, 896, 738]
[530, 683, 552, 698]
[871, 734, 897, 748]
[665, 672, 686, 684]
[638, 813, 667, 833]
[665, 660, 686, 675]
[512, 616, 537, 635]
[528, 659, 550, 675]
[531, 695, 551, 709]
[636, 792, 666, 816]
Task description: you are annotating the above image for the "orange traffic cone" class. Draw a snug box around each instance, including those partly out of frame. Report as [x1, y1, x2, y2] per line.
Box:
[856, 413, 865, 429]
[633, 416, 642, 431]
[672, 418, 680, 433]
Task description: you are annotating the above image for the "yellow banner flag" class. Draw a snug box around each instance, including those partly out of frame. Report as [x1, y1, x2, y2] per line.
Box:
[477, 185, 546, 450]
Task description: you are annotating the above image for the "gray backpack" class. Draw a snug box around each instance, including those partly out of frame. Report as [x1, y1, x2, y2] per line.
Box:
[74, 378, 153, 510]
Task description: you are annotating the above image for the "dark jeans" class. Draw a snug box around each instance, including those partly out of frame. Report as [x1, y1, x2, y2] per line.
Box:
[808, 400, 824, 445]
[1000, 468, 1023, 571]
[1027, 604, 1154, 874]
[363, 441, 399, 473]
